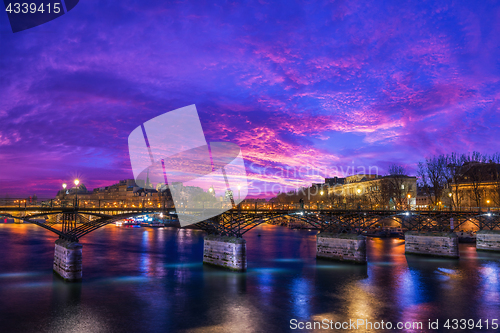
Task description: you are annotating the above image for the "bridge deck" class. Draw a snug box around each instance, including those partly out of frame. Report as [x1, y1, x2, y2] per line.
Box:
[1, 206, 499, 240]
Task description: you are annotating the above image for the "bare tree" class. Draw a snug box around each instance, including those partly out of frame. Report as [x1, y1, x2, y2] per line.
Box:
[364, 187, 379, 209]
[463, 152, 487, 209]
[387, 164, 408, 208]
[491, 153, 500, 208]
[327, 186, 345, 209]
[445, 152, 467, 209]
[418, 155, 447, 207]
[363, 180, 390, 210]
[376, 177, 395, 209]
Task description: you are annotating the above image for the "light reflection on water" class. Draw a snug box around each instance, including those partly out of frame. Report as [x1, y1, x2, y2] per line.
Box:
[0, 224, 499, 333]
[0, 271, 45, 278]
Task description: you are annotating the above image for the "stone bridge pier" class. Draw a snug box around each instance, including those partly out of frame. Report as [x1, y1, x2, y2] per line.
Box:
[476, 230, 500, 251]
[404, 232, 459, 258]
[203, 235, 247, 271]
[316, 233, 367, 264]
[53, 239, 83, 282]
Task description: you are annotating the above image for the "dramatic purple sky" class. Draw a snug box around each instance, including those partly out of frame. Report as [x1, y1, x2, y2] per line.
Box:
[1, 0, 500, 198]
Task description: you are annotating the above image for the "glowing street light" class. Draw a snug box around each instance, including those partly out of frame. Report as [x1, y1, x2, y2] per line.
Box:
[74, 179, 80, 207]
[61, 183, 68, 206]
[356, 188, 361, 194]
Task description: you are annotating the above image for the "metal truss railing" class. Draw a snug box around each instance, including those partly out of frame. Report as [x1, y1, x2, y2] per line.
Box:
[1, 205, 499, 240]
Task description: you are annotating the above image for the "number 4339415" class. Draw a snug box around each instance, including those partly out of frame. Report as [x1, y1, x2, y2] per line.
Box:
[6, 3, 62, 14]
[443, 319, 498, 330]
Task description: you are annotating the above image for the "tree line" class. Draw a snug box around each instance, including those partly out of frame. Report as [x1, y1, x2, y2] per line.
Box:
[418, 151, 500, 209]
[271, 164, 414, 210]
[270, 151, 500, 210]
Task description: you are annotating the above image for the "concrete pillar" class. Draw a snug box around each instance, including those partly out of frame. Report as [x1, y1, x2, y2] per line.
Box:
[53, 239, 83, 282]
[316, 233, 367, 264]
[404, 232, 459, 258]
[203, 235, 246, 271]
[477, 230, 500, 251]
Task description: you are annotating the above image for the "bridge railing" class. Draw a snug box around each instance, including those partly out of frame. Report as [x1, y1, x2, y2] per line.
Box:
[1, 197, 500, 213]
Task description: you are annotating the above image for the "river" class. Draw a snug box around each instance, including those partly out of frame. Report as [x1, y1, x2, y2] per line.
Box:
[0, 224, 499, 332]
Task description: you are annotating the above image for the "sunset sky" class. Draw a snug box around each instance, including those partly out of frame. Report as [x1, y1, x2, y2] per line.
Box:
[1, 0, 500, 198]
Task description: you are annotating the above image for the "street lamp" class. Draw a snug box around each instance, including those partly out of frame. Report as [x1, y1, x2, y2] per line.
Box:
[487, 199, 491, 211]
[407, 193, 411, 210]
[317, 190, 324, 210]
[74, 179, 80, 207]
[448, 192, 453, 211]
[62, 183, 67, 206]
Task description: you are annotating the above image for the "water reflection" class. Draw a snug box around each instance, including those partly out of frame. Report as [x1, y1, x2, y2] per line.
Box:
[0, 224, 499, 333]
[291, 277, 313, 320]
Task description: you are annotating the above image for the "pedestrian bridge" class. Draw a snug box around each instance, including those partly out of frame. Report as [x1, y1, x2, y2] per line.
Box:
[1, 200, 499, 281]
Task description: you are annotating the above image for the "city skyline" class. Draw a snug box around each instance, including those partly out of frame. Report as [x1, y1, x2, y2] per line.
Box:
[2, 0, 500, 197]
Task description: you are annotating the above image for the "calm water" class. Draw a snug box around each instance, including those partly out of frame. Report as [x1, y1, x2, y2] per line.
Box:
[0, 224, 499, 333]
